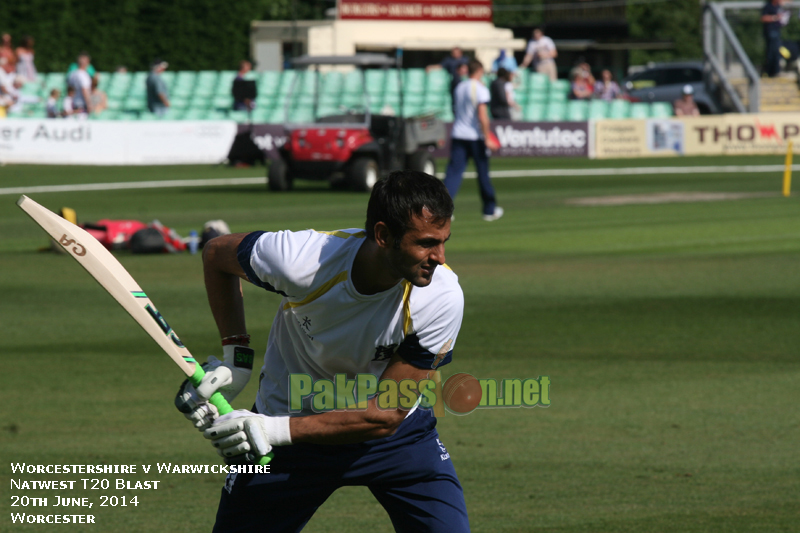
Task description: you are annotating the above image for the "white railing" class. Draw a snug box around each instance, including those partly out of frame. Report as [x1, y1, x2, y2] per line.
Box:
[703, 1, 762, 113]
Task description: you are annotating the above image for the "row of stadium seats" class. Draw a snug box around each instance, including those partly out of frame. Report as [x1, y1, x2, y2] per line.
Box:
[10, 69, 673, 122]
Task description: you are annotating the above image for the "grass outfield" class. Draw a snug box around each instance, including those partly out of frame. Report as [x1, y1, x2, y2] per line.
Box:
[2, 156, 799, 532]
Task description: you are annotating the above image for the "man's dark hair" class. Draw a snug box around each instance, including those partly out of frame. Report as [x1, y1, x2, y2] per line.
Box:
[365, 170, 453, 246]
[468, 59, 484, 76]
[497, 67, 510, 81]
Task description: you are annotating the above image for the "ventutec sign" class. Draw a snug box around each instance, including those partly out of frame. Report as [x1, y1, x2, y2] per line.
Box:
[0, 120, 237, 165]
[492, 121, 589, 157]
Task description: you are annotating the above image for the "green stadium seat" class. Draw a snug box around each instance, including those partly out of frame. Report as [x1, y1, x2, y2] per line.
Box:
[364, 71, 385, 98]
[159, 108, 183, 120]
[609, 100, 630, 119]
[438, 108, 454, 122]
[205, 110, 228, 120]
[188, 95, 212, 109]
[588, 100, 610, 120]
[137, 112, 160, 121]
[403, 69, 426, 92]
[545, 102, 566, 121]
[321, 71, 343, 95]
[342, 70, 363, 94]
[212, 95, 233, 109]
[258, 71, 281, 95]
[514, 70, 529, 92]
[123, 97, 146, 112]
[251, 107, 273, 123]
[319, 93, 340, 107]
[182, 109, 205, 121]
[529, 73, 549, 92]
[523, 103, 545, 121]
[650, 102, 673, 118]
[630, 103, 650, 119]
[426, 70, 449, 93]
[384, 70, 401, 95]
[229, 110, 250, 123]
[566, 100, 588, 121]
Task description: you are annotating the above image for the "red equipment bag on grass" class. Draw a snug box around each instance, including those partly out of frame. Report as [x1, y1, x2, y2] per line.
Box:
[82, 219, 148, 250]
[130, 220, 187, 254]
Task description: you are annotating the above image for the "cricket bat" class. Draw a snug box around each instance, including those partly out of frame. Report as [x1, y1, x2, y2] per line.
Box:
[16, 195, 272, 465]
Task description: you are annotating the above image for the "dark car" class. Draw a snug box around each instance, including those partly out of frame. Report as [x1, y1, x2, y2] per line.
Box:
[622, 61, 720, 114]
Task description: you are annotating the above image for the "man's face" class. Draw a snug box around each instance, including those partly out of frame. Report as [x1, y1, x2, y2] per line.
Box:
[387, 208, 450, 287]
[533, 30, 543, 41]
[452, 48, 463, 59]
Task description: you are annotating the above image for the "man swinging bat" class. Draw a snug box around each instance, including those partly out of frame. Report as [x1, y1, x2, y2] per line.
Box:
[175, 170, 470, 532]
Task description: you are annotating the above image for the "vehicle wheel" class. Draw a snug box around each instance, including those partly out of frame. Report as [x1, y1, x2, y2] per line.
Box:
[267, 158, 293, 191]
[347, 158, 379, 192]
[407, 150, 436, 176]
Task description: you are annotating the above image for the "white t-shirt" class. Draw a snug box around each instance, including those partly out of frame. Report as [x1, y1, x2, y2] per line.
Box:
[239, 229, 464, 416]
[451, 79, 491, 141]
[67, 69, 92, 109]
[526, 36, 557, 65]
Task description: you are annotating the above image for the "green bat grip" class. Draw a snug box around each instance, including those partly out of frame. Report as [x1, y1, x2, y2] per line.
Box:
[191, 364, 274, 466]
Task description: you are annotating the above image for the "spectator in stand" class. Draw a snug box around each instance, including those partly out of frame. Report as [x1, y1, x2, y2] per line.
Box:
[67, 55, 96, 77]
[15, 35, 37, 83]
[762, 0, 785, 77]
[46, 88, 61, 118]
[427, 47, 469, 78]
[90, 74, 107, 115]
[232, 60, 255, 111]
[67, 52, 92, 117]
[593, 69, 622, 101]
[0, 33, 16, 75]
[570, 67, 594, 100]
[519, 27, 558, 81]
[490, 67, 519, 120]
[673, 84, 700, 116]
[146, 58, 170, 117]
[63, 86, 76, 117]
[491, 49, 518, 79]
[450, 62, 468, 114]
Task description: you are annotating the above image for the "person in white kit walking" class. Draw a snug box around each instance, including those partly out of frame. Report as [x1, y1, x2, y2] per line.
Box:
[443, 59, 503, 222]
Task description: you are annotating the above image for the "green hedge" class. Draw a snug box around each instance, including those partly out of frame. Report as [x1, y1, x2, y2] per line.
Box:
[1, 0, 327, 73]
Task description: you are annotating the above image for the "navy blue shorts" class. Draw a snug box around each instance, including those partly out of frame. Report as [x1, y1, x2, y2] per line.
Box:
[213, 410, 470, 533]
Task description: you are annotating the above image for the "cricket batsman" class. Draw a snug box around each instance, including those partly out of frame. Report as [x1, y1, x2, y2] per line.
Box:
[175, 170, 470, 532]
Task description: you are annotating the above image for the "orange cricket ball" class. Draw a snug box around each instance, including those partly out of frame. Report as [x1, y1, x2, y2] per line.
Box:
[443, 373, 482, 414]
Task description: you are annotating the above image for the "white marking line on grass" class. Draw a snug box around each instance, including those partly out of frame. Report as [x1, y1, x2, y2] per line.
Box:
[454, 164, 797, 180]
[567, 191, 779, 206]
[0, 164, 795, 196]
[0, 177, 266, 196]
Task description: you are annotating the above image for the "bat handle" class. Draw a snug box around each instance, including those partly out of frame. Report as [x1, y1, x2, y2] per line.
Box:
[191, 364, 274, 466]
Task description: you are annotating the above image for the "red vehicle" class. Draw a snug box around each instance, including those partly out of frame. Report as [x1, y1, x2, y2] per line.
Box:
[268, 55, 446, 192]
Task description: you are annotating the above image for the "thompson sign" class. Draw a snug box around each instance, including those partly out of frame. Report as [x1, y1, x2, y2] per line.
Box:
[595, 113, 800, 158]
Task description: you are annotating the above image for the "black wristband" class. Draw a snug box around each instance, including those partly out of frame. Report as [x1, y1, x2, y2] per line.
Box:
[233, 346, 255, 370]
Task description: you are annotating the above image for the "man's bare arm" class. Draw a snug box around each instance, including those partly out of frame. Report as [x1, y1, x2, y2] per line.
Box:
[203, 233, 251, 338]
[290, 353, 434, 444]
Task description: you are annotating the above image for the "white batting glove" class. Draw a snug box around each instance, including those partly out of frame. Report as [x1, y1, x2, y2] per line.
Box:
[204, 410, 292, 463]
[174, 345, 254, 431]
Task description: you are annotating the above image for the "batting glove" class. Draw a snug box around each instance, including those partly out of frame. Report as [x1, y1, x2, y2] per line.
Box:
[204, 410, 292, 463]
[174, 345, 254, 431]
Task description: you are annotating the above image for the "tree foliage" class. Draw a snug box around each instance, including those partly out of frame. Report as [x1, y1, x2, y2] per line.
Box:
[0, 0, 329, 72]
[627, 0, 703, 65]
